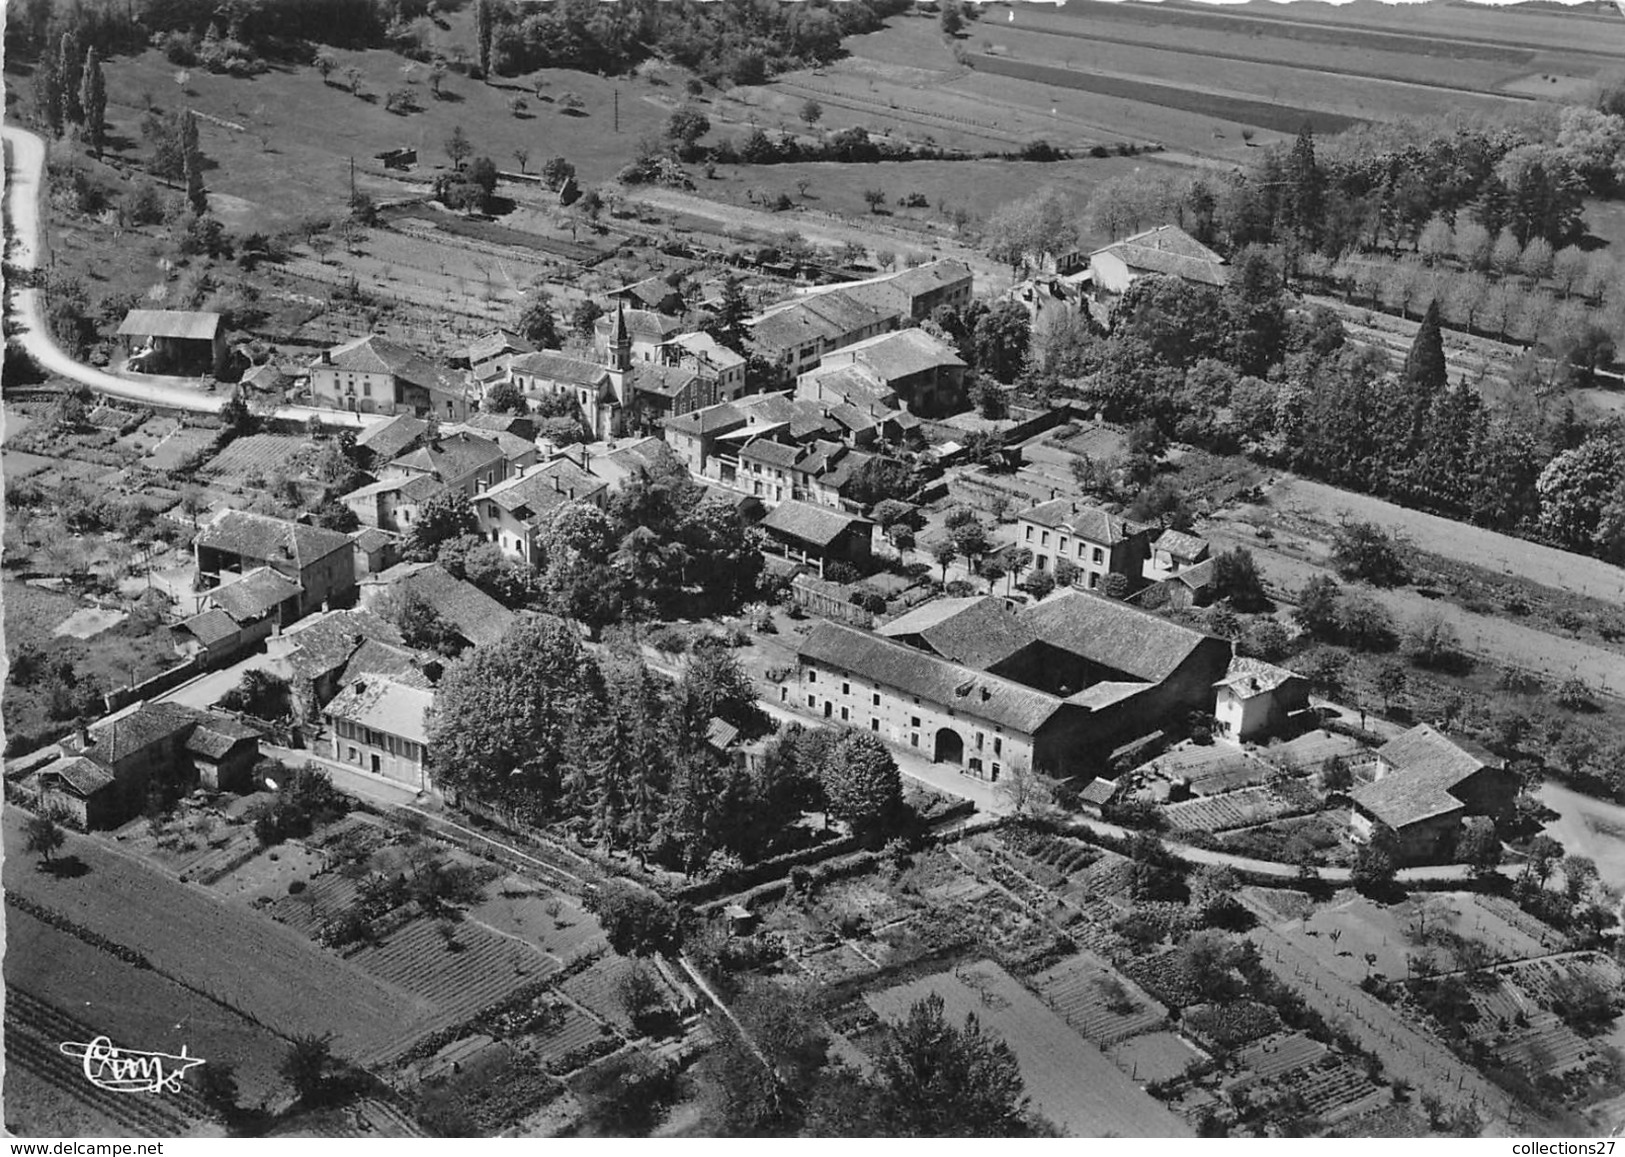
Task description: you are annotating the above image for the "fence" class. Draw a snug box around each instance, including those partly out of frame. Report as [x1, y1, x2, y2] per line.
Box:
[790, 574, 873, 628]
[102, 656, 203, 714]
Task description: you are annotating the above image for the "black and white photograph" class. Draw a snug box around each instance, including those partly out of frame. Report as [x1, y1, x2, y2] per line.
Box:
[2, 0, 1624, 1143]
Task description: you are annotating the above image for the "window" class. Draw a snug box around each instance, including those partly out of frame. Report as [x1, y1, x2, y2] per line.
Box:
[1024, 526, 1033, 541]
[840, 707, 849, 721]
[808, 670, 817, 683]
[870, 718, 879, 731]
[363, 381, 372, 397]
[1089, 573, 1100, 589]
[1077, 542, 1086, 557]
[993, 737, 1002, 756]
[1093, 548, 1104, 564]
[348, 746, 358, 763]
[1059, 536, 1069, 553]
[910, 716, 921, 728]
[910, 734, 919, 748]
[807, 694, 816, 707]
[976, 732, 984, 750]
[1041, 531, 1050, 547]
[842, 682, 850, 696]
[991, 763, 1001, 780]
[872, 692, 881, 706]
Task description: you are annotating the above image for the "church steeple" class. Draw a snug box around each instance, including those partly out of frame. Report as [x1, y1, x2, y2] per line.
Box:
[608, 300, 631, 371]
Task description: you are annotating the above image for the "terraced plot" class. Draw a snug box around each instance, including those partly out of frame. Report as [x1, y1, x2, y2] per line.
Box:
[1162, 785, 1317, 833]
[1029, 952, 1170, 1046]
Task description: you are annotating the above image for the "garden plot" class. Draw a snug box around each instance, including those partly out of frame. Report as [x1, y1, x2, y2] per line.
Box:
[211, 837, 328, 902]
[51, 606, 127, 639]
[265, 871, 364, 937]
[115, 804, 261, 883]
[1491, 1010, 1595, 1079]
[1161, 784, 1318, 833]
[140, 425, 219, 472]
[200, 433, 313, 485]
[1114, 1032, 1206, 1085]
[1028, 952, 1170, 1046]
[1142, 743, 1275, 796]
[865, 960, 1192, 1137]
[560, 954, 678, 1038]
[1225, 1032, 1329, 1089]
[467, 876, 605, 963]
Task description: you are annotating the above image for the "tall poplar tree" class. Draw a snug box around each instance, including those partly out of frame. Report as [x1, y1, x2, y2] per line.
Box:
[181, 110, 207, 215]
[80, 47, 107, 159]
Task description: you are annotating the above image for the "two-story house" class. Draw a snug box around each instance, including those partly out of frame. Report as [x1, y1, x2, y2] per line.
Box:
[324, 676, 436, 791]
[747, 290, 896, 381]
[194, 510, 356, 618]
[474, 457, 608, 565]
[799, 327, 967, 418]
[1349, 724, 1518, 865]
[376, 429, 508, 501]
[308, 335, 472, 420]
[840, 258, 974, 322]
[671, 331, 747, 401]
[1015, 499, 1158, 593]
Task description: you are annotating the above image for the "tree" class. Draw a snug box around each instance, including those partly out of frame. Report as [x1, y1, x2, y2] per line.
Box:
[1373, 659, 1408, 713]
[1025, 569, 1055, 600]
[516, 290, 560, 348]
[1405, 610, 1462, 670]
[281, 1034, 335, 1104]
[80, 48, 107, 159]
[473, 0, 493, 77]
[1331, 519, 1410, 587]
[940, 2, 964, 35]
[406, 491, 477, 560]
[971, 301, 1031, 384]
[314, 51, 337, 84]
[1352, 837, 1397, 895]
[445, 125, 472, 170]
[1211, 547, 1269, 611]
[59, 27, 85, 126]
[344, 65, 363, 95]
[863, 188, 886, 214]
[181, 112, 207, 216]
[1404, 299, 1448, 396]
[995, 761, 1059, 817]
[485, 379, 525, 414]
[584, 880, 683, 956]
[820, 732, 901, 836]
[1525, 834, 1564, 885]
[24, 811, 66, 866]
[541, 156, 577, 191]
[800, 99, 824, 129]
[429, 60, 447, 98]
[571, 299, 605, 338]
[869, 993, 1034, 1137]
[1294, 574, 1342, 639]
[1457, 817, 1502, 876]
[931, 540, 959, 583]
[667, 106, 711, 148]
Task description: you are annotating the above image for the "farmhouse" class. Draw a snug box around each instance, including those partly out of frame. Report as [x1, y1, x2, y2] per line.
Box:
[1088, 225, 1228, 308]
[194, 510, 356, 619]
[671, 331, 747, 400]
[1017, 499, 1158, 592]
[309, 335, 472, 420]
[1348, 724, 1519, 865]
[33, 702, 263, 829]
[759, 500, 873, 576]
[1144, 529, 1211, 585]
[1212, 656, 1310, 744]
[607, 275, 686, 315]
[340, 472, 446, 535]
[350, 526, 397, 578]
[116, 309, 227, 377]
[364, 562, 516, 651]
[200, 565, 304, 641]
[793, 591, 1231, 781]
[355, 412, 431, 466]
[324, 676, 435, 791]
[377, 429, 509, 500]
[281, 608, 428, 722]
[748, 290, 896, 380]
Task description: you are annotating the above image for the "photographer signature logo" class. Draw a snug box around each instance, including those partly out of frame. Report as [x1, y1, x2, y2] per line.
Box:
[59, 1037, 205, 1093]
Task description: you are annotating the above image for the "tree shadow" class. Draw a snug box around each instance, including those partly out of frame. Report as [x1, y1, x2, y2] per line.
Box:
[435, 89, 464, 104]
[561, 107, 589, 117]
[356, 92, 378, 104]
[39, 855, 90, 879]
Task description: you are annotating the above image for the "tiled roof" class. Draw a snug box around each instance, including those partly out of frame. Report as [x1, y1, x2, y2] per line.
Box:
[241, 364, 289, 390]
[510, 351, 610, 389]
[463, 328, 533, 365]
[1078, 777, 1118, 806]
[707, 717, 740, 750]
[460, 412, 537, 439]
[835, 327, 965, 382]
[749, 291, 889, 352]
[878, 596, 1036, 670]
[356, 413, 430, 461]
[351, 527, 394, 553]
[827, 402, 881, 433]
[207, 566, 302, 623]
[176, 607, 240, 647]
[885, 259, 973, 298]
[185, 716, 261, 760]
[116, 309, 221, 340]
[197, 510, 353, 569]
[1018, 589, 1218, 682]
[318, 335, 464, 394]
[342, 637, 434, 689]
[1091, 225, 1228, 288]
[803, 364, 895, 410]
[1172, 557, 1215, 590]
[739, 438, 804, 470]
[1019, 499, 1152, 546]
[1351, 725, 1500, 830]
[663, 402, 747, 438]
[628, 362, 699, 399]
[800, 621, 1065, 734]
[596, 308, 680, 342]
[1154, 529, 1210, 562]
[1214, 656, 1302, 698]
[761, 499, 869, 549]
[674, 331, 745, 370]
[1091, 224, 1223, 264]
[283, 609, 405, 681]
[38, 754, 117, 797]
[62, 701, 199, 767]
[343, 473, 447, 505]
[324, 677, 434, 745]
[483, 459, 605, 524]
[388, 431, 505, 483]
[391, 563, 516, 649]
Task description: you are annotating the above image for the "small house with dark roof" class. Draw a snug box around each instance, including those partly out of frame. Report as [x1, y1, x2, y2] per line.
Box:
[607, 275, 687, 316]
[309, 335, 471, 420]
[759, 500, 872, 577]
[205, 566, 303, 635]
[380, 429, 508, 500]
[194, 510, 356, 619]
[117, 309, 227, 376]
[1145, 529, 1211, 585]
[1213, 656, 1309, 744]
[171, 606, 244, 665]
[1349, 724, 1517, 865]
[340, 471, 447, 535]
[1077, 776, 1119, 813]
[240, 363, 291, 394]
[457, 327, 533, 371]
[281, 608, 415, 720]
[805, 328, 967, 418]
[351, 526, 398, 578]
[841, 259, 974, 322]
[355, 412, 431, 466]
[325, 676, 435, 791]
[37, 702, 262, 828]
[474, 458, 608, 565]
[370, 562, 516, 651]
[1017, 498, 1158, 593]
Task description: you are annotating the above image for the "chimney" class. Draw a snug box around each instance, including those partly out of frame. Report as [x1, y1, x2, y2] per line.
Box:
[77, 722, 92, 748]
[321, 348, 332, 365]
[553, 473, 561, 492]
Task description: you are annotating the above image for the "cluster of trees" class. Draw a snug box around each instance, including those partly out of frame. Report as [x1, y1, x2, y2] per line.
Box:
[707, 124, 968, 168]
[473, 0, 909, 87]
[925, 299, 1032, 385]
[701, 983, 1047, 1137]
[30, 25, 109, 157]
[425, 615, 903, 876]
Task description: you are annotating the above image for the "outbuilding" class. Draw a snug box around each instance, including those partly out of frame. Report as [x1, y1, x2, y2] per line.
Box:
[117, 309, 227, 376]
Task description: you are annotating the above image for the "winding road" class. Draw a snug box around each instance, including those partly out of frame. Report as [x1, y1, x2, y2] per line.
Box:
[2, 125, 377, 429]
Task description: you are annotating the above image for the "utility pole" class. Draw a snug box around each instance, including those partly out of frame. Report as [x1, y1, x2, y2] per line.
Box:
[349, 156, 355, 202]
[613, 88, 619, 134]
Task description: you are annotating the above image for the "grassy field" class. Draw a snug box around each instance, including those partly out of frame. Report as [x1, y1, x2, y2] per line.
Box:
[864, 959, 1194, 1137]
[2, 809, 440, 1067]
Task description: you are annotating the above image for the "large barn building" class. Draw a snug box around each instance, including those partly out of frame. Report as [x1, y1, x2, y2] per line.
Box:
[792, 590, 1232, 781]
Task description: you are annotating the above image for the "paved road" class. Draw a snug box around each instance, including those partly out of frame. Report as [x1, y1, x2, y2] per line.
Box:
[2, 125, 378, 429]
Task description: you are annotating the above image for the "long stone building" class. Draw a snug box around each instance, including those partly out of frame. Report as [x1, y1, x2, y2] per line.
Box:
[792, 590, 1232, 781]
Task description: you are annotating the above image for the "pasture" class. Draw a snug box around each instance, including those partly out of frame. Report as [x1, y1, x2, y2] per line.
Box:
[864, 959, 1193, 1137]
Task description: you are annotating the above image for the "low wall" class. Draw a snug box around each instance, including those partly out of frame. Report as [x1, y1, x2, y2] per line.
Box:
[103, 656, 203, 714]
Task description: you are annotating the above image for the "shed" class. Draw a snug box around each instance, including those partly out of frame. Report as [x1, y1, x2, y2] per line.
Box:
[117, 309, 227, 376]
[722, 903, 757, 936]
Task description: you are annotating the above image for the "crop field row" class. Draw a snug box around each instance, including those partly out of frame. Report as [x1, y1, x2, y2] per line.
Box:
[200, 433, 312, 483]
[266, 872, 364, 938]
[1228, 1031, 1331, 1087]
[1029, 953, 1170, 1046]
[559, 954, 676, 1037]
[528, 1006, 613, 1065]
[346, 915, 557, 1031]
[1162, 785, 1316, 833]
[4, 986, 205, 1138]
[1502, 953, 1625, 1010]
[1493, 1011, 1595, 1077]
[968, 55, 1363, 137]
[466, 879, 606, 963]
